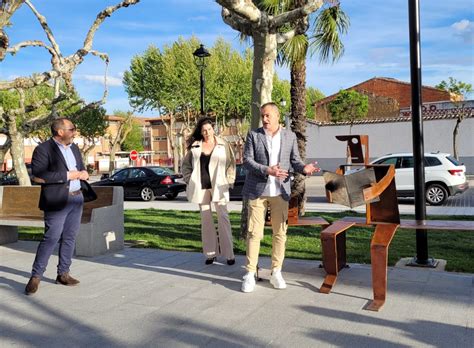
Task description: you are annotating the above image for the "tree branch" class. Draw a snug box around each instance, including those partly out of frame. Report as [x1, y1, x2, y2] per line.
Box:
[221, 8, 252, 36]
[277, 29, 296, 44]
[0, 70, 60, 90]
[7, 39, 56, 56]
[216, 0, 260, 23]
[24, 0, 62, 59]
[272, 0, 323, 28]
[82, 0, 140, 52]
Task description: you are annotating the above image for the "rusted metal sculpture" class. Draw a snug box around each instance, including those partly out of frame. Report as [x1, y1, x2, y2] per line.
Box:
[320, 134, 400, 311]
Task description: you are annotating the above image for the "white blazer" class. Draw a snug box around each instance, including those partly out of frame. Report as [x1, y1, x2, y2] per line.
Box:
[181, 136, 236, 204]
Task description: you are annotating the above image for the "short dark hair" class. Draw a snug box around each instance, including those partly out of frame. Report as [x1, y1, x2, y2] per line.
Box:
[50, 118, 71, 136]
[260, 102, 280, 115]
[187, 117, 214, 150]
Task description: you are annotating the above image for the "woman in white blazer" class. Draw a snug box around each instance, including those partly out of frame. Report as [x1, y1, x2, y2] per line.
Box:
[181, 117, 236, 265]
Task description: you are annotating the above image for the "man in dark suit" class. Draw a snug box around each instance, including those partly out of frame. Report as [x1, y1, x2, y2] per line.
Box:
[25, 118, 89, 295]
[241, 102, 320, 293]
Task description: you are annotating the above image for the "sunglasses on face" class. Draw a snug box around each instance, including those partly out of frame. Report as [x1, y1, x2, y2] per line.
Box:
[63, 127, 76, 132]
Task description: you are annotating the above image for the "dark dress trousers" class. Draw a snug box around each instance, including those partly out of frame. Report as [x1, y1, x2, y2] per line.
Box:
[30, 138, 85, 278]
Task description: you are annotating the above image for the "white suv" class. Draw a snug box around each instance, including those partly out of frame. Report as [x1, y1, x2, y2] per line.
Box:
[372, 152, 469, 205]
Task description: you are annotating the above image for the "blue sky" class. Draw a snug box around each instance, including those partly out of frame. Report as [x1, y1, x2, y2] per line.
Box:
[1, 0, 473, 116]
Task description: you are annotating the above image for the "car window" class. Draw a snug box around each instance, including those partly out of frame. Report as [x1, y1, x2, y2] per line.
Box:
[425, 157, 442, 167]
[400, 157, 414, 168]
[374, 157, 398, 167]
[112, 169, 129, 181]
[130, 169, 147, 178]
[150, 167, 174, 175]
[446, 156, 460, 166]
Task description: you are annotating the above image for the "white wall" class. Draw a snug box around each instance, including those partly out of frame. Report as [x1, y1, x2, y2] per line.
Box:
[306, 117, 474, 173]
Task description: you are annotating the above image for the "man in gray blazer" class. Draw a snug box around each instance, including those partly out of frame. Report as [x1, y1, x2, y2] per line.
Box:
[241, 102, 319, 293]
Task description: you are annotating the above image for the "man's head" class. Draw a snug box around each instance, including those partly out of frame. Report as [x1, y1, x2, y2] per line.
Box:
[51, 118, 76, 145]
[260, 102, 280, 133]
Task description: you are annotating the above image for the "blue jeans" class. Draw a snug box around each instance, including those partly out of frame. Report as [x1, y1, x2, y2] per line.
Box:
[31, 194, 84, 278]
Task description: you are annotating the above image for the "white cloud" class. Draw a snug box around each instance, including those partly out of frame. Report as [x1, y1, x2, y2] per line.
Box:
[451, 19, 474, 44]
[76, 74, 123, 87]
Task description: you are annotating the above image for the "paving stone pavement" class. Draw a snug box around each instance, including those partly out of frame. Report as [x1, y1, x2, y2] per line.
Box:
[1, 241, 473, 347]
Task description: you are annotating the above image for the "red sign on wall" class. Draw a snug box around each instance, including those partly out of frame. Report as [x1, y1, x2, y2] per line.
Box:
[129, 150, 138, 161]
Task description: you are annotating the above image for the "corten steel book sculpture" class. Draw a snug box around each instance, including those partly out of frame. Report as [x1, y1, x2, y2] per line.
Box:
[320, 135, 400, 311]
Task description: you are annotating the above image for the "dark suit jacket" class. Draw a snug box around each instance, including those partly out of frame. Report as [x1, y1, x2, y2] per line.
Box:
[242, 127, 306, 201]
[31, 138, 85, 211]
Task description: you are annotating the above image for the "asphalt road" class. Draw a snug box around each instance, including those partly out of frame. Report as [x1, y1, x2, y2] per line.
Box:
[121, 176, 474, 214]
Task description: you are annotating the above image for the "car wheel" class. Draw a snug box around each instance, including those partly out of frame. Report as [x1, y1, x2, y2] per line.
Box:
[140, 187, 155, 201]
[426, 183, 448, 206]
[165, 192, 179, 200]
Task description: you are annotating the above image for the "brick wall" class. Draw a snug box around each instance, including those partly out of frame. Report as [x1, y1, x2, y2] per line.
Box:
[313, 78, 452, 122]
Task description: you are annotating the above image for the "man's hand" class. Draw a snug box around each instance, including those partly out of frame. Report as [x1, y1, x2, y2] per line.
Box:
[303, 161, 321, 175]
[69, 170, 89, 181]
[78, 170, 89, 180]
[267, 164, 289, 179]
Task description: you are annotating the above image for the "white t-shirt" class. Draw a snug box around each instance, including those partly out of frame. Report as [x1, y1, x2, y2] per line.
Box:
[262, 127, 282, 197]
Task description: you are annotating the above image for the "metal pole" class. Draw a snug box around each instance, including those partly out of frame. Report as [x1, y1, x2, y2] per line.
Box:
[200, 68, 205, 115]
[408, 0, 435, 267]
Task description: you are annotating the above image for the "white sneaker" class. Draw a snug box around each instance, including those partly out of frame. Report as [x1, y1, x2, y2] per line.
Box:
[270, 269, 287, 289]
[241, 272, 256, 293]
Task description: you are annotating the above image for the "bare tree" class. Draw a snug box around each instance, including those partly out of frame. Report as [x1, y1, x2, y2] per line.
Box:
[0, 0, 140, 184]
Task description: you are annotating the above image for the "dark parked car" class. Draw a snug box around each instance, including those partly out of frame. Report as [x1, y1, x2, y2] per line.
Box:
[0, 164, 33, 185]
[91, 166, 186, 201]
[229, 164, 246, 199]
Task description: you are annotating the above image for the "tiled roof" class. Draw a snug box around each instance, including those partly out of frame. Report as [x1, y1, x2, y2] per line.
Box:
[308, 107, 474, 126]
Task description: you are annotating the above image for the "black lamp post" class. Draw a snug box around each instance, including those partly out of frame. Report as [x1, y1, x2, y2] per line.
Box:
[280, 98, 290, 129]
[193, 44, 211, 115]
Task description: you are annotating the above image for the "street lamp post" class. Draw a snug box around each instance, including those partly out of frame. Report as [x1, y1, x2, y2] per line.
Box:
[280, 98, 290, 129]
[193, 44, 211, 115]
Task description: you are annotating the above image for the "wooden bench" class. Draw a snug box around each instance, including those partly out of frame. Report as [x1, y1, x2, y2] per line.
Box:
[0, 185, 124, 257]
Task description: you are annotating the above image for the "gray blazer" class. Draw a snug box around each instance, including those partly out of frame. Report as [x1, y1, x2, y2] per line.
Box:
[242, 127, 306, 201]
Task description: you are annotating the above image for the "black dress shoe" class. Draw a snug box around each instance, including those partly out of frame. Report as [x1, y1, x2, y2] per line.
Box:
[25, 276, 41, 295]
[205, 257, 216, 265]
[226, 259, 235, 265]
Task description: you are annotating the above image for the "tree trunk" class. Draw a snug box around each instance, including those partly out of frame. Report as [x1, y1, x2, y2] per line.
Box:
[290, 54, 308, 215]
[7, 115, 30, 186]
[250, 32, 277, 130]
[453, 116, 462, 160]
[240, 32, 278, 239]
[109, 144, 117, 173]
[81, 142, 96, 172]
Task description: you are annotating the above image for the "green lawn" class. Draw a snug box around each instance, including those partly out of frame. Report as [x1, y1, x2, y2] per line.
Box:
[19, 209, 474, 273]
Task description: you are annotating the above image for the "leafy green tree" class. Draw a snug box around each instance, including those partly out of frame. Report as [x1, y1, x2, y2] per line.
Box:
[122, 121, 144, 152]
[74, 106, 108, 162]
[306, 86, 325, 119]
[435, 77, 472, 99]
[124, 37, 256, 170]
[435, 77, 473, 159]
[328, 89, 368, 132]
[107, 110, 134, 173]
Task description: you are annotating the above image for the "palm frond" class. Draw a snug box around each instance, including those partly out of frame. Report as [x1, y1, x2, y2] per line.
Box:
[277, 34, 308, 67]
[310, 5, 350, 64]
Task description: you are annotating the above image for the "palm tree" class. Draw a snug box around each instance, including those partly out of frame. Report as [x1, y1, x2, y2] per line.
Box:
[273, 0, 350, 214]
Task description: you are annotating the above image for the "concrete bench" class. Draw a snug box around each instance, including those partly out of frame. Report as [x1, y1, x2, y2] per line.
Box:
[0, 185, 124, 257]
